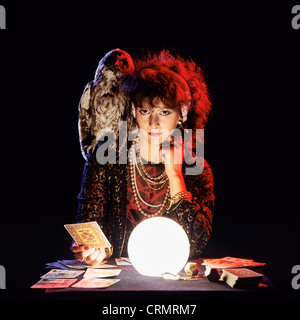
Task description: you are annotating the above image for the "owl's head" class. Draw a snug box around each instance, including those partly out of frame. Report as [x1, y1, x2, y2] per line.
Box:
[94, 48, 134, 80]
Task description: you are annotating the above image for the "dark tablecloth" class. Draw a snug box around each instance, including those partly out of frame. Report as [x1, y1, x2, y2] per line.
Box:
[45, 258, 272, 295]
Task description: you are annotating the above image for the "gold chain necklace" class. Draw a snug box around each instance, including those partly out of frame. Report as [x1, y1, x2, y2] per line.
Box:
[135, 140, 168, 190]
[136, 162, 168, 191]
[129, 143, 170, 218]
[136, 141, 167, 181]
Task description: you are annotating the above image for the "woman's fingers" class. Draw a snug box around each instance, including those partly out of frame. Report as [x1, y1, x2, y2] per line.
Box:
[87, 248, 106, 266]
[85, 248, 101, 263]
[161, 136, 184, 165]
[71, 245, 89, 253]
[74, 247, 95, 261]
[72, 246, 106, 265]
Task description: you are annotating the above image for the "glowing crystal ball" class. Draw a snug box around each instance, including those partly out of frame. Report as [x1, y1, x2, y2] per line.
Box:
[128, 217, 190, 277]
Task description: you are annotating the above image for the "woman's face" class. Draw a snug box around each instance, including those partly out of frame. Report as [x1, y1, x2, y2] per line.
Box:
[135, 98, 181, 145]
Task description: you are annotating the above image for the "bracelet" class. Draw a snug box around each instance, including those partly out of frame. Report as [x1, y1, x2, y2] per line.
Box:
[166, 191, 192, 211]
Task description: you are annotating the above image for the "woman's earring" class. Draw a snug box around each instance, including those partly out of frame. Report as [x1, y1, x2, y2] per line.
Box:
[177, 119, 183, 129]
[131, 103, 136, 118]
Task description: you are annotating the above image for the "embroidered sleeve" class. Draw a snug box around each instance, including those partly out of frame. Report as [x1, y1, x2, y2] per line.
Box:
[76, 150, 127, 257]
[165, 159, 215, 258]
[76, 151, 109, 227]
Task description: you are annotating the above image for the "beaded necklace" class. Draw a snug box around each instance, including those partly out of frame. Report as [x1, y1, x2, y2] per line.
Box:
[129, 141, 170, 218]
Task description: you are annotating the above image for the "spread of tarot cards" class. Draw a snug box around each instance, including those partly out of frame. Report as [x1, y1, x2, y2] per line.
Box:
[64, 221, 111, 248]
[31, 267, 121, 289]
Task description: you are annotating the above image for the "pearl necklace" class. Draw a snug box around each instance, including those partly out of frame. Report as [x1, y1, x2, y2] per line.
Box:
[129, 143, 170, 218]
[135, 143, 168, 190]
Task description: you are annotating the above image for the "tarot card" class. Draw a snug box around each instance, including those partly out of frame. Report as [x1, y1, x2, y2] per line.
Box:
[223, 257, 265, 267]
[58, 259, 116, 269]
[202, 257, 246, 268]
[83, 268, 121, 278]
[45, 261, 69, 270]
[202, 256, 265, 268]
[115, 258, 131, 266]
[57, 259, 88, 269]
[31, 278, 77, 289]
[64, 221, 111, 248]
[87, 264, 117, 269]
[40, 269, 84, 279]
[72, 278, 120, 288]
[240, 260, 266, 267]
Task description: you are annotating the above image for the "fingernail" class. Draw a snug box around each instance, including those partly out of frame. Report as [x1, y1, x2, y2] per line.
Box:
[84, 246, 89, 250]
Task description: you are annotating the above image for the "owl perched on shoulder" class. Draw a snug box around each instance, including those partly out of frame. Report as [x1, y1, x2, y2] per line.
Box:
[78, 48, 134, 160]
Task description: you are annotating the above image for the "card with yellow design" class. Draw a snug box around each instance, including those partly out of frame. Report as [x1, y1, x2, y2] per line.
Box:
[64, 221, 111, 248]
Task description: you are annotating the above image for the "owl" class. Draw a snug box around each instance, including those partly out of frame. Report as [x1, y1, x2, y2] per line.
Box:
[78, 48, 134, 161]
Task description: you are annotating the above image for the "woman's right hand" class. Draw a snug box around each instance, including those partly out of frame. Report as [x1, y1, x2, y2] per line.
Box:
[71, 245, 106, 266]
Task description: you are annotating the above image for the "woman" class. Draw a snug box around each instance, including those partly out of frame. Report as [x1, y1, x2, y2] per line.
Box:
[72, 50, 215, 266]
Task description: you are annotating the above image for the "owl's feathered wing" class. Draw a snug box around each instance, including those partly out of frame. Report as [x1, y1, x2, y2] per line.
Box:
[78, 49, 134, 161]
[78, 82, 93, 160]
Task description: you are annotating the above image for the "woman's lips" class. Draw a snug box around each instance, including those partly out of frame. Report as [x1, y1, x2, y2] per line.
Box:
[148, 132, 162, 137]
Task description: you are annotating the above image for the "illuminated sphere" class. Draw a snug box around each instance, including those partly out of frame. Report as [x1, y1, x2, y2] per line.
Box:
[128, 217, 190, 277]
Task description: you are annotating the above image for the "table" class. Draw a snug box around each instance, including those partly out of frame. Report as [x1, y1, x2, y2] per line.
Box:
[44, 258, 273, 300]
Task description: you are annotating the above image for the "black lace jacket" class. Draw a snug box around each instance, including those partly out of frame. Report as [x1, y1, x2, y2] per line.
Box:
[76, 146, 215, 259]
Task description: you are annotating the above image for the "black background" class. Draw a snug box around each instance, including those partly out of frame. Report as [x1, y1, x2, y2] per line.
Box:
[0, 1, 299, 305]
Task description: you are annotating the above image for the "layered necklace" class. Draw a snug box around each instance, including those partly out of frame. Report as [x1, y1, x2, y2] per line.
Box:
[129, 139, 170, 218]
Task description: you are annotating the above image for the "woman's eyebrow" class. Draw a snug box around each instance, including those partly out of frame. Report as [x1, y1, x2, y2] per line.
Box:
[137, 105, 172, 110]
[152, 106, 171, 110]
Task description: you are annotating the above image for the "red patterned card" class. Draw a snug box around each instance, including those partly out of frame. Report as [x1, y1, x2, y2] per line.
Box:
[64, 221, 111, 248]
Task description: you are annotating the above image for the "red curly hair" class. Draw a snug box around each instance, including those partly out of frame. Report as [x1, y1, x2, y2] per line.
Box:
[128, 49, 212, 130]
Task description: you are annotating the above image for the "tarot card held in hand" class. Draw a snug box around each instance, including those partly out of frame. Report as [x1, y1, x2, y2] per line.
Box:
[64, 221, 111, 248]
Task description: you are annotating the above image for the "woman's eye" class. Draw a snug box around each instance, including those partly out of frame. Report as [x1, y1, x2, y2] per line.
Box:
[139, 109, 150, 115]
[160, 110, 171, 116]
